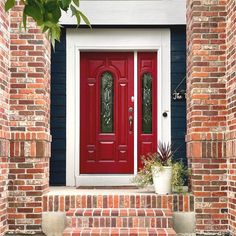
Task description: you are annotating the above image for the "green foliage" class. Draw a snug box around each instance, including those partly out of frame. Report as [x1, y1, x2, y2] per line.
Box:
[132, 142, 189, 193]
[132, 153, 158, 187]
[5, 0, 15, 11]
[172, 162, 188, 193]
[4, 0, 91, 48]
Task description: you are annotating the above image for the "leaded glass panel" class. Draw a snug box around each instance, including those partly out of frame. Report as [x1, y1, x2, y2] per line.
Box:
[142, 73, 152, 134]
[100, 72, 114, 133]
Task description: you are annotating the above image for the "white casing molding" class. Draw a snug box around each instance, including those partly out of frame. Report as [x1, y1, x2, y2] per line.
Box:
[60, 0, 186, 25]
[66, 28, 171, 186]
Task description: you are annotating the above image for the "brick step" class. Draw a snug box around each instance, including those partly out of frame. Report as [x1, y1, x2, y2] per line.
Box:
[63, 227, 176, 236]
[69, 216, 172, 229]
[66, 208, 173, 228]
[67, 208, 173, 217]
[43, 193, 194, 211]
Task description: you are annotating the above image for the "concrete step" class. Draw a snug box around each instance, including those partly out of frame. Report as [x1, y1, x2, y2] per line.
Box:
[63, 227, 176, 236]
[66, 208, 173, 228]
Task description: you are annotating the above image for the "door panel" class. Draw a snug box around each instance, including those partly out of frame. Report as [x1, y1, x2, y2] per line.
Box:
[80, 52, 134, 174]
[138, 52, 157, 170]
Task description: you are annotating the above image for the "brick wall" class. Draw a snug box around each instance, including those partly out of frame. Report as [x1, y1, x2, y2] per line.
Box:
[7, 1, 51, 233]
[0, 1, 9, 235]
[0, 0, 234, 234]
[226, 0, 236, 234]
[186, 0, 228, 234]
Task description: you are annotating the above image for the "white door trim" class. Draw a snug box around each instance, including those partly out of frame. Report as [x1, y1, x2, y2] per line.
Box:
[66, 29, 171, 186]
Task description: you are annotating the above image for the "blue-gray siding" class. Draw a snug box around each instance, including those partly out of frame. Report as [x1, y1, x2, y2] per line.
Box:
[50, 29, 66, 185]
[50, 27, 187, 185]
[171, 26, 187, 165]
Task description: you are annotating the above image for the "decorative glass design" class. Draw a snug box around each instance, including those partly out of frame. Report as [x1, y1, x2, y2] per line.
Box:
[142, 73, 152, 134]
[100, 72, 114, 133]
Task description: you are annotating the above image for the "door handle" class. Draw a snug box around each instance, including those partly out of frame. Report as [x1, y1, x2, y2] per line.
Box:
[129, 115, 133, 132]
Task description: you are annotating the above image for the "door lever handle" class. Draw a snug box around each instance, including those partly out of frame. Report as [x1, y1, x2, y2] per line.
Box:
[129, 115, 133, 132]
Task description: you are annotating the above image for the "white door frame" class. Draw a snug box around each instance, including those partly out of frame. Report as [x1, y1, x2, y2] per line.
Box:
[66, 29, 171, 186]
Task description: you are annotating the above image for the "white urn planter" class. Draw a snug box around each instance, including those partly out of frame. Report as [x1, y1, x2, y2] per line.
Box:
[152, 166, 173, 194]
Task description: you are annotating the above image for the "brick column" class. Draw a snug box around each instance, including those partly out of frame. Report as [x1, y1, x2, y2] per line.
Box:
[0, 1, 10, 235]
[8, 1, 51, 233]
[226, 0, 236, 234]
[186, 0, 228, 234]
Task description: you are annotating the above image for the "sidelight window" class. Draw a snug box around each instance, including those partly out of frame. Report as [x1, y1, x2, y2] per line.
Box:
[142, 73, 152, 134]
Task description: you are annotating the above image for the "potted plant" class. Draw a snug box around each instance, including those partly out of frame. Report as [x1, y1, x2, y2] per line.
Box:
[133, 142, 188, 194]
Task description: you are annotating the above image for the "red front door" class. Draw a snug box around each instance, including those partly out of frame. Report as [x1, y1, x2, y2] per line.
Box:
[80, 52, 134, 174]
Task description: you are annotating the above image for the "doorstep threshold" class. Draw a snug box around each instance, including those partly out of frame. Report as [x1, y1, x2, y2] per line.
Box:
[77, 186, 139, 189]
[45, 186, 157, 195]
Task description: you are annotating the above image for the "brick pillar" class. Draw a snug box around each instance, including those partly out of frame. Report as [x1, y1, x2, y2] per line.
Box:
[8, 1, 51, 233]
[186, 0, 228, 234]
[226, 0, 236, 234]
[0, 1, 10, 235]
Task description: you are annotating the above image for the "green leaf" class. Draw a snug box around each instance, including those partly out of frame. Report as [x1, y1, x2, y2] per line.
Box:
[71, 5, 91, 28]
[44, 8, 61, 23]
[5, 0, 15, 11]
[19, 21, 23, 33]
[77, 10, 91, 28]
[72, 0, 80, 7]
[70, 5, 82, 26]
[44, 0, 57, 12]
[43, 21, 55, 28]
[40, 24, 49, 33]
[22, 9, 27, 30]
[75, 12, 81, 26]
[70, 4, 77, 16]
[61, 0, 71, 9]
[50, 24, 61, 49]
[43, 0, 61, 23]
[24, 3, 43, 22]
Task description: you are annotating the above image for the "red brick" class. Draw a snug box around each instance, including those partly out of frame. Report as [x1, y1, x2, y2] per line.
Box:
[187, 0, 236, 234]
